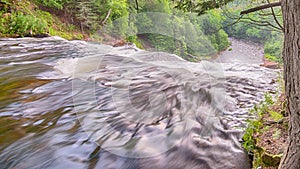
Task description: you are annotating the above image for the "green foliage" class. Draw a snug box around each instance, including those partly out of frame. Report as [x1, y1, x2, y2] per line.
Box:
[139, 0, 171, 13]
[0, 0, 231, 59]
[127, 35, 143, 49]
[200, 10, 230, 51]
[0, 1, 46, 36]
[131, 4, 228, 60]
[223, 7, 283, 62]
[0, 0, 86, 39]
[0, 11, 8, 35]
[207, 29, 229, 51]
[243, 91, 287, 168]
[269, 110, 283, 122]
[12, 12, 47, 35]
[0, 11, 47, 36]
[71, 0, 129, 36]
[75, 1, 99, 31]
[0, 0, 283, 64]
[243, 116, 263, 152]
[243, 93, 274, 152]
[109, 0, 129, 20]
[265, 54, 280, 62]
[264, 34, 283, 62]
[174, 0, 234, 15]
[34, 0, 67, 9]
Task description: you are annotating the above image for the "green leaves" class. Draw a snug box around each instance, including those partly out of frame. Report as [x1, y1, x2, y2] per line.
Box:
[199, 10, 230, 51]
[0, 11, 47, 36]
[174, 0, 234, 15]
[34, 0, 67, 9]
[222, 4, 283, 62]
[269, 110, 283, 122]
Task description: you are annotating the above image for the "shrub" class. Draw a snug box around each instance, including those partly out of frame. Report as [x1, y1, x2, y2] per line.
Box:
[8, 12, 47, 36]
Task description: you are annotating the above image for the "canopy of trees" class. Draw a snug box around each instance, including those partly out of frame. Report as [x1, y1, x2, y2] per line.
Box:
[0, 0, 284, 61]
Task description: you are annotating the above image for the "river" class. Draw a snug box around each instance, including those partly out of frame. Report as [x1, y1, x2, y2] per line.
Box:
[0, 37, 279, 169]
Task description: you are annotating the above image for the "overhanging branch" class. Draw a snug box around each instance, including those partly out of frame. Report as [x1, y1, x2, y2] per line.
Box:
[244, 17, 282, 31]
[240, 1, 281, 15]
[267, 0, 283, 30]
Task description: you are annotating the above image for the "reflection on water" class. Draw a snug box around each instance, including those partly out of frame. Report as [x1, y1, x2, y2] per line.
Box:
[0, 37, 278, 169]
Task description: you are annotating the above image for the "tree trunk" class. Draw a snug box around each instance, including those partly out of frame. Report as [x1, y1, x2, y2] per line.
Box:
[80, 23, 85, 34]
[279, 0, 300, 168]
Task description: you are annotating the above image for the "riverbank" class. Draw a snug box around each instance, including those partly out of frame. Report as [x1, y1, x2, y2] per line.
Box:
[240, 69, 287, 169]
[0, 0, 86, 40]
[243, 92, 288, 169]
[216, 38, 286, 168]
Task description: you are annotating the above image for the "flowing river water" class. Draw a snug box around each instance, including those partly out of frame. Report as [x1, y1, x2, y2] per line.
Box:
[0, 37, 279, 169]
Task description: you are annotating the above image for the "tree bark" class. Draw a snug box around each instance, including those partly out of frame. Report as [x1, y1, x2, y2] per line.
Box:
[279, 0, 300, 168]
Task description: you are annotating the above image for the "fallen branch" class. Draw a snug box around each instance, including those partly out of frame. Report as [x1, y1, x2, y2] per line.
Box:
[101, 9, 112, 25]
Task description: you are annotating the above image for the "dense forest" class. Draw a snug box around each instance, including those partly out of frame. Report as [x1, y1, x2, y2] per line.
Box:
[0, 0, 283, 62]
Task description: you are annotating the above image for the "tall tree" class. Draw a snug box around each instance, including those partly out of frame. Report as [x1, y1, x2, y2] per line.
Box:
[175, 0, 300, 168]
[279, 0, 300, 168]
